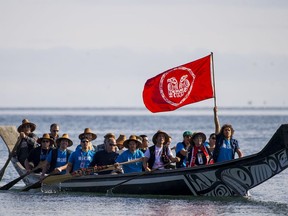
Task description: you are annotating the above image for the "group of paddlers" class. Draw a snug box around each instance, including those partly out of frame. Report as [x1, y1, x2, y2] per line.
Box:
[12, 106, 243, 179]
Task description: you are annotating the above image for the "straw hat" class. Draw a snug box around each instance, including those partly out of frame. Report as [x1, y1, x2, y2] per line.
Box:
[152, 130, 170, 145]
[104, 132, 116, 139]
[116, 134, 126, 146]
[56, 133, 73, 147]
[37, 133, 55, 145]
[191, 132, 207, 142]
[123, 135, 142, 148]
[17, 119, 36, 133]
[78, 128, 97, 141]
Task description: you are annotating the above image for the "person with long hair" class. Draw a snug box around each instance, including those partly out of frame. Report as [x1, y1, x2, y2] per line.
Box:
[213, 107, 243, 163]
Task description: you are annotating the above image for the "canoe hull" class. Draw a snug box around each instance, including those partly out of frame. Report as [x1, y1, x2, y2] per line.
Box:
[2, 124, 288, 196]
[58, 147, 288, 196]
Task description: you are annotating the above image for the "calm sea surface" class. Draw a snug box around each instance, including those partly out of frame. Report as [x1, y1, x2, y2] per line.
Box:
[0, 107, 288, 216]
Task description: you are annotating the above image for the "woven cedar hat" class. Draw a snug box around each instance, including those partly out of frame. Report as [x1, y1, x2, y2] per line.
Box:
[123, 135, 142, 149]
[56, 133, 73, 147]
[191, 132, 207, 142]
[116, 134, 126, 146]
[17, 119, 36, 133]
[104, 133, 116, 139]
[37, 133, 55, 145]
[78, 128, 97, 141]
[152, 130, 169, 145]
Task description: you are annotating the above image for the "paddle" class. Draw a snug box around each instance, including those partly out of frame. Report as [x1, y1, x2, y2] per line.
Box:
[0, 161, 44, 190]
[21, 172, 56, 192]
[0, 138, 21, 181]
[42, 158, 144, 185]
[106, 162, 171, 195]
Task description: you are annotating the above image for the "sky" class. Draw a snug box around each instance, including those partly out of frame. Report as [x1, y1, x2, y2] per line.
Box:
[0, 0, 288, 108]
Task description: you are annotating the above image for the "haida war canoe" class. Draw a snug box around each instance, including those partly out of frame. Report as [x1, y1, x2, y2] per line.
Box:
[1, 124, 288, 196]
[59, 124, 288, 196]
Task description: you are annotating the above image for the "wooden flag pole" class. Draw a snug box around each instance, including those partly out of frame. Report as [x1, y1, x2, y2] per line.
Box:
[211, 52, 221, 134]
[211, 52, 217, 107]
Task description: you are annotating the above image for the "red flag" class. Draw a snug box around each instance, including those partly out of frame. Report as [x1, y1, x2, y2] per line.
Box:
[142, 54, 214, 113]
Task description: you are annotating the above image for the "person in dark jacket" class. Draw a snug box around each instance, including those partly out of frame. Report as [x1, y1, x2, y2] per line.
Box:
[24, 133, 53, 173]
[15, 119, 38, 167]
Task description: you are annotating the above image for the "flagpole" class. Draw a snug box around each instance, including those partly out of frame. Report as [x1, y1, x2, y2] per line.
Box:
[211, 52, 217, 107]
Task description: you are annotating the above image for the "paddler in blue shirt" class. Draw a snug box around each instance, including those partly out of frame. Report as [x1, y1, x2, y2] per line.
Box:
[41, 133, 73, 178]
[115, 135, 144, 173]
[66, 137, 95, 173]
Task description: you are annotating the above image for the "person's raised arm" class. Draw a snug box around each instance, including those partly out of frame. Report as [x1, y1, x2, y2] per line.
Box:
[214, 106, 221, 134]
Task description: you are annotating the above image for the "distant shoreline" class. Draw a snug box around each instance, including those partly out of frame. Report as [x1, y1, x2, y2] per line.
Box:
[0, 106, 287, 116]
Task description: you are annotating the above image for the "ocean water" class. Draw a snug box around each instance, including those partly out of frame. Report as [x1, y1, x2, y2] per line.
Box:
[0, 107, 288, 216]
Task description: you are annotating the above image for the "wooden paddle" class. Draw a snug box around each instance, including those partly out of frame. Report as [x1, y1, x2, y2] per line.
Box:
[0, 161, 44, 190]
[106, 162, 171, 195]
[42, 157, 144, 185]
[21, 171, 56, 192]
[0, 126, 20, 180]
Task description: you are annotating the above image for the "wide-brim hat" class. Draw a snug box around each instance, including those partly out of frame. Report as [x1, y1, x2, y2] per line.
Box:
[56, 133, 73, 147]
[123, 135, 142, 149]
[191, 132, 207, 142]
[78, 128, 97, 141]
[152, 130, 169, 145]
[37, 133, 55, 145]
[116, 134, 126, 146]
[17, 119, 36, 133]
[104, 133, 116, 139]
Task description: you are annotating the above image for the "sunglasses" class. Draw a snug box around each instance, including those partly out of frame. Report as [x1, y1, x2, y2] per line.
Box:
[23, 125, 31, 128]
[82, 140, 89, 143]
[42, 140, 50, 143]
[210, 137, 216, 140]
[109, 143, 117, 146]
[53, 130, 59, 132]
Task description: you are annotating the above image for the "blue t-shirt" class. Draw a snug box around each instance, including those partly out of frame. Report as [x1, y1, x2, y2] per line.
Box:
[68, 149, 95, 172]
[116, 149, 144, 173]
[217, 139, 233, 162]
[46, 149, 69, 174]
[75, 144, 96, 152]
[175, 142, 187, 167]
[204, 141, 210, 148]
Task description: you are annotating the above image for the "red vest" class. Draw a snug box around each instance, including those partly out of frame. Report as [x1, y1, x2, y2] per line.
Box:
[189, 145, 213, 167]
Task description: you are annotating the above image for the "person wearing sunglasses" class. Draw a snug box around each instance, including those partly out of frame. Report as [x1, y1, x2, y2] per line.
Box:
[66, 137, 95, 173]
[175, 130, 193, 168]
[24, 133, 53, 173]
[49, 123, 60, 147]
[89, 137, 119, 175]
[75, 128, 97, 152]
[41, 134, 73, 178]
